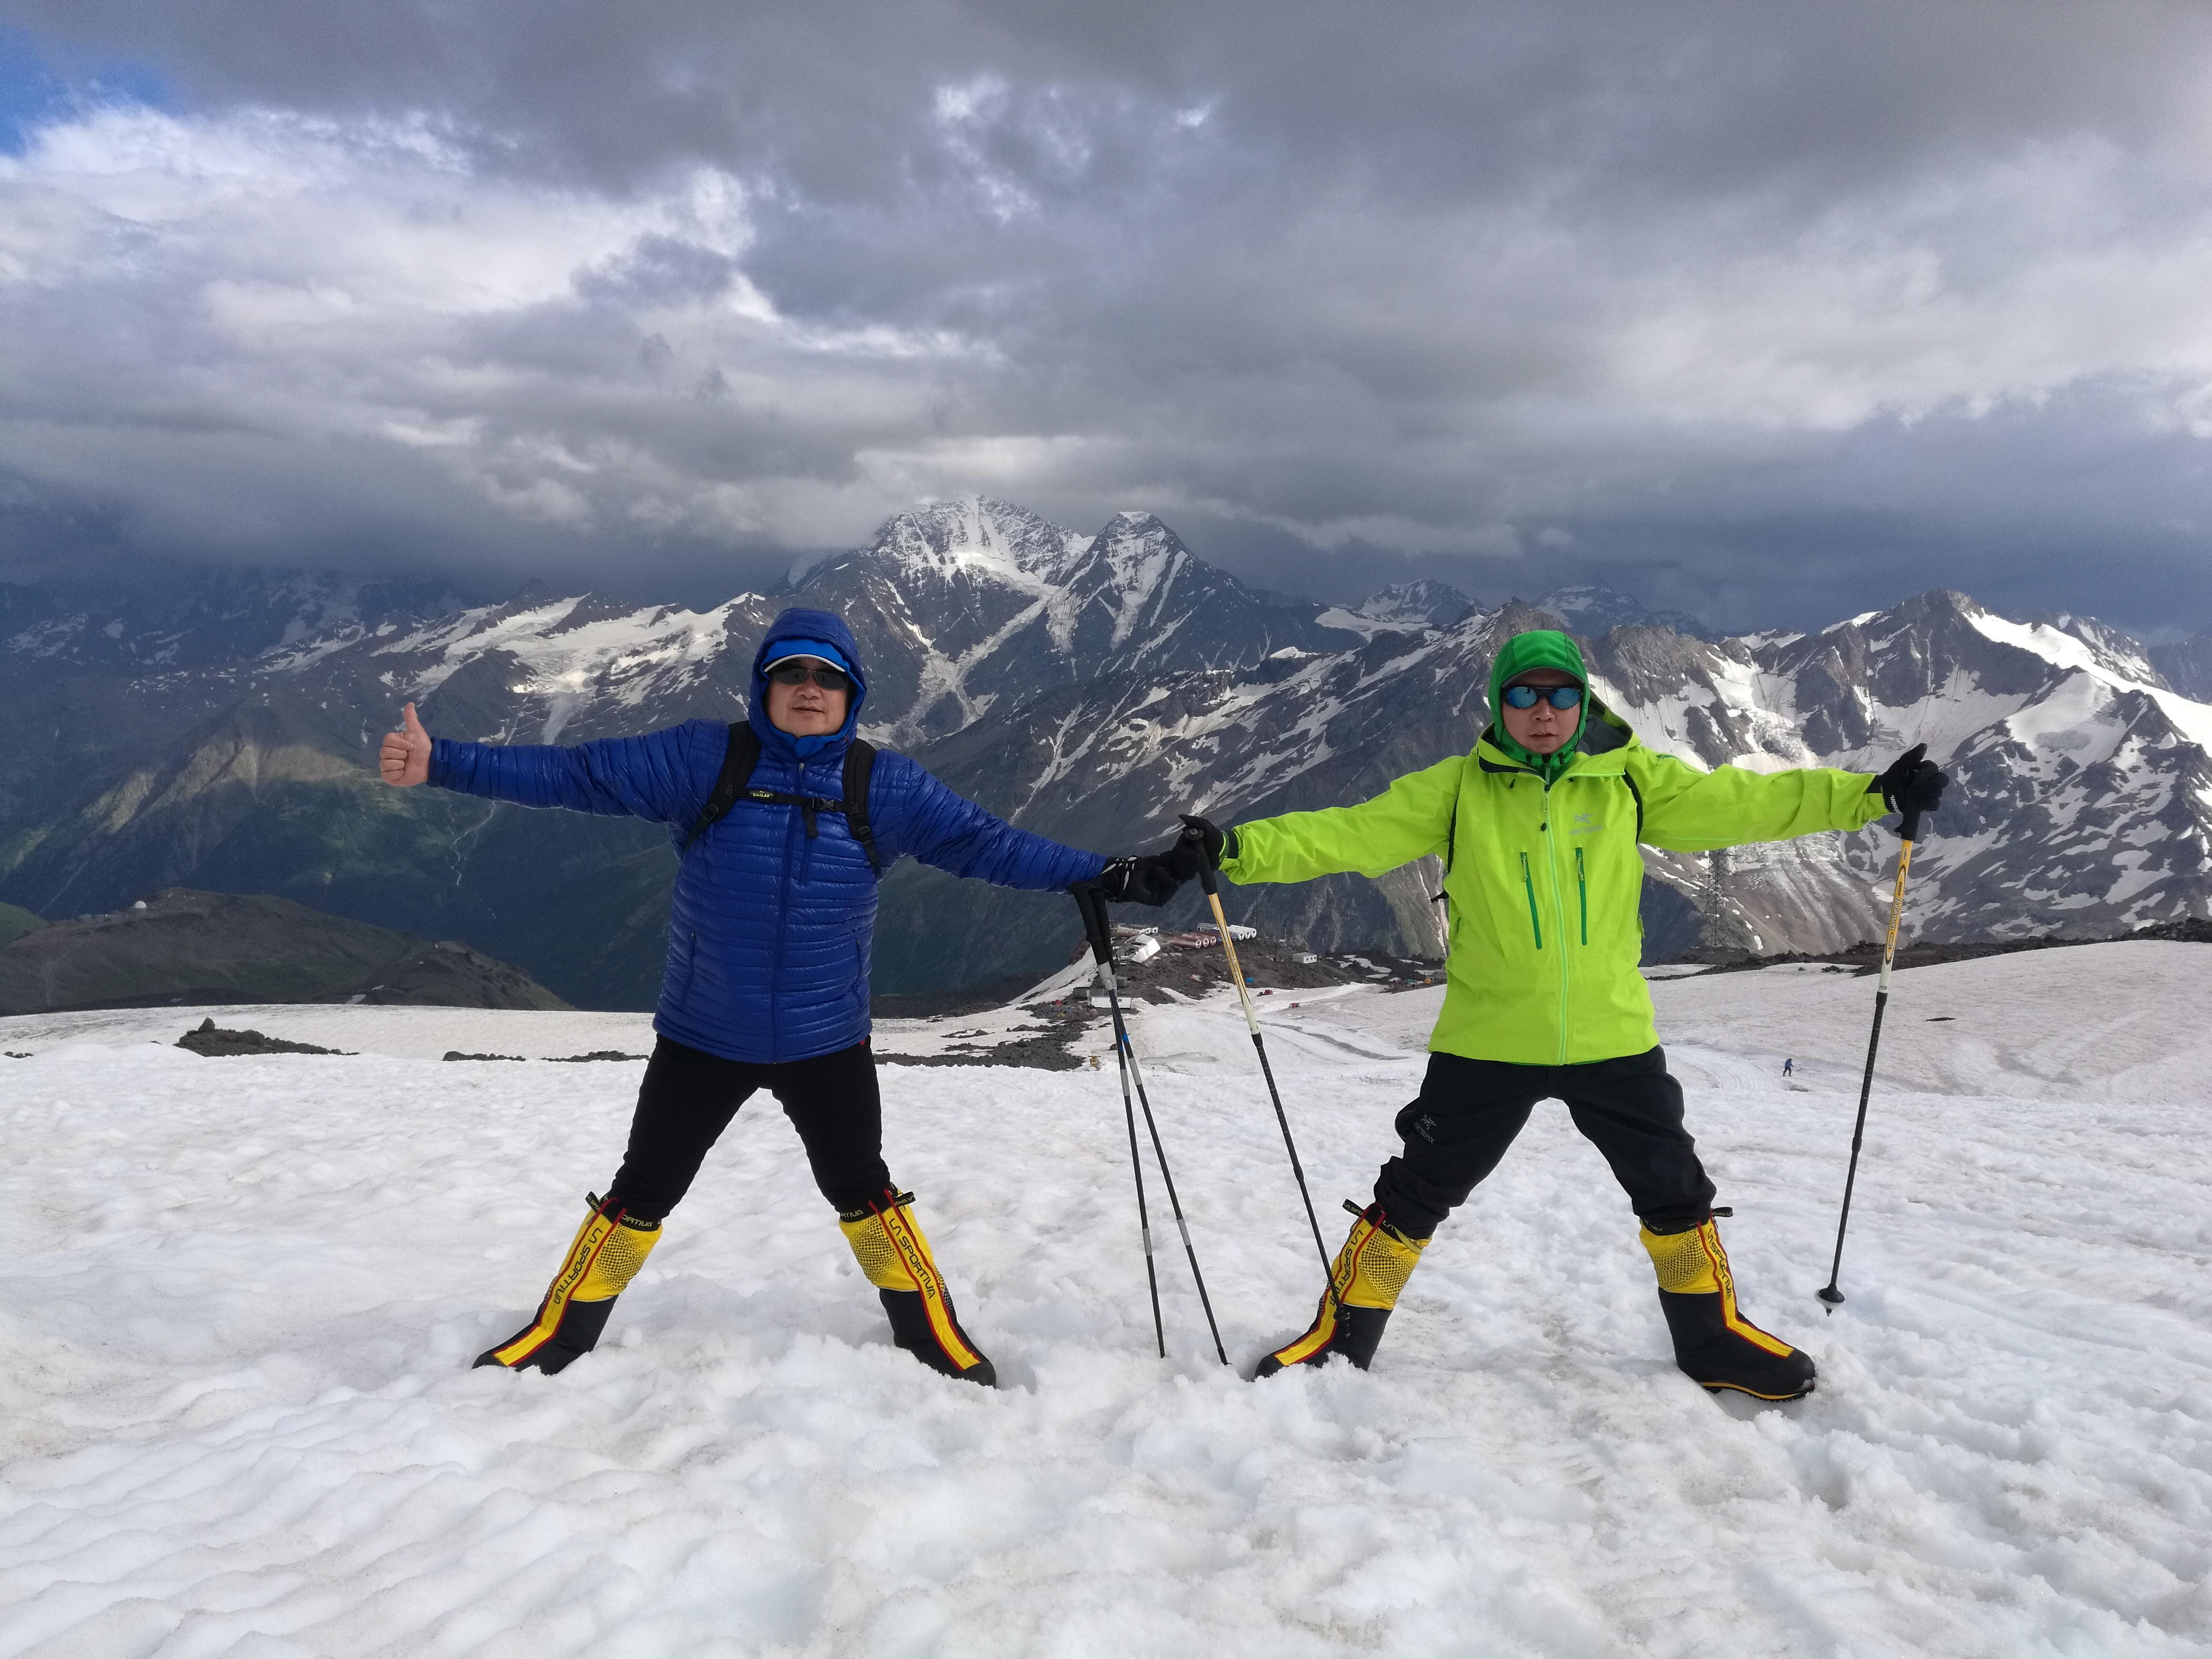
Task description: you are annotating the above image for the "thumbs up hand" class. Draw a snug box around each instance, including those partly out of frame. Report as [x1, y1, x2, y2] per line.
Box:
[380, 702, 433, 787]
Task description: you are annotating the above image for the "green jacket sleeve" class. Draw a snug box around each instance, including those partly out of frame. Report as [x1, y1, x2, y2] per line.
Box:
[1220, 756, 1464, 884]
[1630, 751, 1889, 852]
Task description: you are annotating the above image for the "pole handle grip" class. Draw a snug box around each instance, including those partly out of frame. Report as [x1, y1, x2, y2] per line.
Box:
[1900, 804, 1926, 844]
[1071, 882, 1113, 964]
[1178, 815, 1221, 897]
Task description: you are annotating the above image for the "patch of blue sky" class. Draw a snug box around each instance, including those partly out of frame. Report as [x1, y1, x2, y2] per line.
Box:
[0, 24, 176, 154]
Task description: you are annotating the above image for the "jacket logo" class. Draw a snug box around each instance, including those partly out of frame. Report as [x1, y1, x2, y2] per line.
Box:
[1567, 811, 1604, 835]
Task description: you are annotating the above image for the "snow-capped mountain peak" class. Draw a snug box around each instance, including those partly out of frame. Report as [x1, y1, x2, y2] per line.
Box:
[736, 499, 1358, 745]
[1966, 605, 2212, 753]
[1084, 512, 1195, 648]
[2022, 611, 2171, 692]
[1526, 584, 1713, 639]
[1321, 580, 1476, 633]
[865, 495, 1090, 589]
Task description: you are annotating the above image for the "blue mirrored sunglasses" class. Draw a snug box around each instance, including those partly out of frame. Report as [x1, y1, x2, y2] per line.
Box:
[1502, 684, 1584, 710]
[767, 661, 852, 692]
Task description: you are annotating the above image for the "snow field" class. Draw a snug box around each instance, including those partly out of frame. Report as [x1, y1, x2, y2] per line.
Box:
[1, 945, 2208, 1656]
[1647, 942, 2212, 1105]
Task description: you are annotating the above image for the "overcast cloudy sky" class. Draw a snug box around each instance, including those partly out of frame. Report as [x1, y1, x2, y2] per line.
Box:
[2, 1, 2210, 635]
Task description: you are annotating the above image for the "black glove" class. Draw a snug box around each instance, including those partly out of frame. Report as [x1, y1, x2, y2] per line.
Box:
[1170, 814, 1234, 881]
[1095, 852, 1186, 906]
[1868, 743, 1947, 818]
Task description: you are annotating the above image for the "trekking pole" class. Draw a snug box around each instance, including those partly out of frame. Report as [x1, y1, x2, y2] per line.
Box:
[1180, 816, 1333, 1284]
[1072, 882, 1229, 1365]
[1818, 795, 1928, 1307]
[1073, 882, 1166, 1357]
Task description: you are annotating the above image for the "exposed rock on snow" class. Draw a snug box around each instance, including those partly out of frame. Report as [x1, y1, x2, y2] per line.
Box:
[176, 1016, 350, 1056]
[862, 930, 1441, 1069]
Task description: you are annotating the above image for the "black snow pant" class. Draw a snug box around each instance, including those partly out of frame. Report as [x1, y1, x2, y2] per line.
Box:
[1373, 1046, 1716, 1238]
[601, 1036, 890, 1224]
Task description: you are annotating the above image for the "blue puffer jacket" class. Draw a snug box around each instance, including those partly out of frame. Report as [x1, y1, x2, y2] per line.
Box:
[428, 607, 1107, 1063]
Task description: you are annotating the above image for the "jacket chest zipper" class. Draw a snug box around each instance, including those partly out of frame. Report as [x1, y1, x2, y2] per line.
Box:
[767, 775, 804, 1064]
[1542, 786, 1572, 1063]
[1519, 852, 1543, 948]
[1575, 846, 1588, 946]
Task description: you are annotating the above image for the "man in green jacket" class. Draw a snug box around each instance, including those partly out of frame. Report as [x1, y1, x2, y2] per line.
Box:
[1178, 628, 1946, 1399]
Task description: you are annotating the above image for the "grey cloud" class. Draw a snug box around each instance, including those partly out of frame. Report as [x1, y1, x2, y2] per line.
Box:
[1, 1, 2210, 636]
[574, 235, 743, 307]
[20, 1, 2212, 200]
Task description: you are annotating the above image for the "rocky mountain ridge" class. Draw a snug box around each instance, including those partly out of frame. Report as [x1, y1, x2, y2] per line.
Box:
[0, 888, 569, 1015]
[2152, 634, 2212, 701]
[1, 568, 470, 675]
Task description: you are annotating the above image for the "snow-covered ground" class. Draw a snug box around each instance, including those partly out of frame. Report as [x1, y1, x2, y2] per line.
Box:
[2, 945, 2208, 1656]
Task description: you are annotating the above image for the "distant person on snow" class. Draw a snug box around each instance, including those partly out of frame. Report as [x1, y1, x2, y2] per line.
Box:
[1783, 1058, 1794, 1078]
[379, 606, 1189, 1387]
[1173, 628, 1947, 1400]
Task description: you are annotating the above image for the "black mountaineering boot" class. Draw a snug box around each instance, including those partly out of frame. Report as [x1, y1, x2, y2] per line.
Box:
[1641, 1216, 1816, 1401]
[1256, 1201, 1429, 1377]
[839, 1189, 997, 1388]
[476, 1194, 662, 1374]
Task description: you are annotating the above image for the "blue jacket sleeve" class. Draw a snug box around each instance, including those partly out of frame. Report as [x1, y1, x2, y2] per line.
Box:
[881, 757, 1108, 890]
[428, 722, 708, 825]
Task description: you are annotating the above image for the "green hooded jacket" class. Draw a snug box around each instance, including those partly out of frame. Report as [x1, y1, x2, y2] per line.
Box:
[1219, 631, 1891, 1065]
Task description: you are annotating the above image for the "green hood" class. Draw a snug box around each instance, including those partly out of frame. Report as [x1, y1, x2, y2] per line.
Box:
[1486, 628, 1589, 781]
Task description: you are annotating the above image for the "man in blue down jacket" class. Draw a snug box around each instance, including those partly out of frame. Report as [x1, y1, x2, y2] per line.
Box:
[379, 606, 1186, 1386]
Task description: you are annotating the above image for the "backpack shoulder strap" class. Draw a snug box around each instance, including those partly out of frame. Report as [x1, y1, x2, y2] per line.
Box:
[683, 722, 761, 854]
[842, 738, 881, 874]
[1442, 752, 1471, 875]
[683, 725, 884, 873]
[1431, 761, 1463, 915]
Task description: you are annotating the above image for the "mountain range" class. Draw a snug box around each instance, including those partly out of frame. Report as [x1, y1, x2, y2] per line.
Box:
[0, 888, 569, 1015]
[4, 496, 2208, 1007]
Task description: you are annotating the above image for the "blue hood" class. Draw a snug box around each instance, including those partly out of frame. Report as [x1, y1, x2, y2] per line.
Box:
[749, 607, 867, 761]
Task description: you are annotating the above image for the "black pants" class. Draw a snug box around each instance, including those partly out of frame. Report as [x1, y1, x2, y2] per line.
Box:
[601, 1037, 890, 1223]
[1373, 1046, 1715, 1238]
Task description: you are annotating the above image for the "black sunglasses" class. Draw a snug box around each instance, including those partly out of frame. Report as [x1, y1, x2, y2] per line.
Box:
[767, 661, 852, 692]
[1502, 684, 1583, 710]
